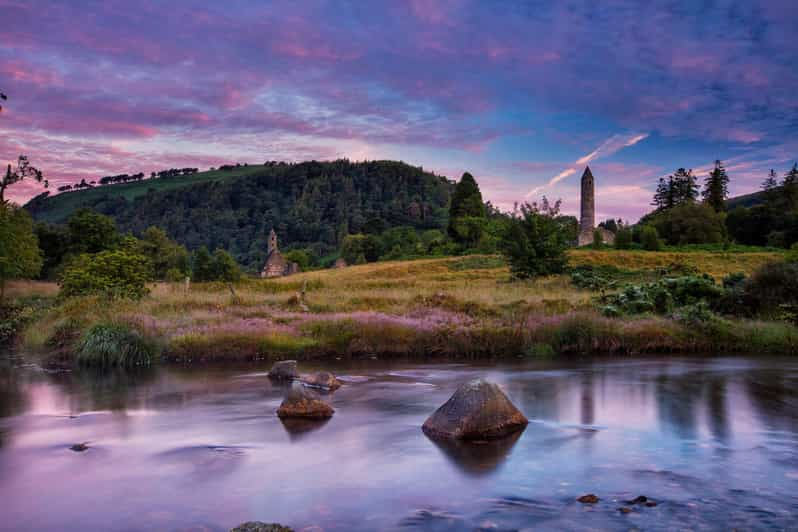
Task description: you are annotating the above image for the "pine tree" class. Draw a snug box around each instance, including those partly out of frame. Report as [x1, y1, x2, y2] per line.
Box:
[447, 172, 485, 243]
[672, 168, 698, 205]
[762, 169, 779, 205]
[784, 164, 798, 209]
[702, 160, 729, 212]
[652, 175, 678, 210]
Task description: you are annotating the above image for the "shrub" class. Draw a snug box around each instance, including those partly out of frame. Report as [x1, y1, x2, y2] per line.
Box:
[640, 226, 662, 251]
[76, 323, 160, 367]
[742, 261, 798, 317]
[650, 202, 727, 245]
[592, 229, 603, 249]
[786, 243, 798, 263]
[499, 199, 571, 279]
[60, 250, 150, 300]
[614, 228, 633, 249]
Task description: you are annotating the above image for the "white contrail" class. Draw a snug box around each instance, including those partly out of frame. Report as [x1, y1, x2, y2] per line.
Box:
[525, 132, 648, 199]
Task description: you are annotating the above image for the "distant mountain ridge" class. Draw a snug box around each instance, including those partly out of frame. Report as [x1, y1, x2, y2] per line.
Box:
[25, 160, 454, 270]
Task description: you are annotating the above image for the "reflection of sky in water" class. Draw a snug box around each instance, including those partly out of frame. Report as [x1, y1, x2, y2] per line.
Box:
[0, 357, 796, 531]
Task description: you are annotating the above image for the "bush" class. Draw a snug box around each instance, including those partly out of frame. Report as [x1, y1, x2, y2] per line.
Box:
[341, 234, 380, 263]
[499, 199, 571, 279]
[614, 228, 633, 249]
[76, 323, 160, 367]
[640, 226, 663, 251]
[786, 243, 798, 263]
[742, 261, 798, 317]
[60, 250, 150, 300]
[191, 247, 241, 282]
[600, 275, 723, 316]
[650, 202, 727, 246]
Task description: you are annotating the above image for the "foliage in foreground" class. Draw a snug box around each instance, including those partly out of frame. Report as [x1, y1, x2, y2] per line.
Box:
[0, 204, 42, 299]
[500, 199, 573, 279]
[60, 250, 151, 299]
[76, 322, 161, 367]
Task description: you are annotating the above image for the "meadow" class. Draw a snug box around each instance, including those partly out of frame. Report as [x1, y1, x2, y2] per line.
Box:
[10, 249, 798, 366]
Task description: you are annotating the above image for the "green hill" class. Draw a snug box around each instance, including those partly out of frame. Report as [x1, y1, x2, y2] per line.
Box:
[726, 189, 769, 210]
[26, 164, 269, 223]
[25, 160, 455, 270]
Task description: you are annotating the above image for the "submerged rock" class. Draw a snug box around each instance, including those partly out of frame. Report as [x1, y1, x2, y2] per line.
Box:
[277, 383, 334, 419]
[230, 523, 293, 532]
[422, 379, 528, 440]
[577, 494, 600, 504]
[300, 371, 342, 390]
[69, 442, 89, 452]
[268, 360, 298, 381]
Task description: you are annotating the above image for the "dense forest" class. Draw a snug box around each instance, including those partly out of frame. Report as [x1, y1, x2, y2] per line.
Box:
[26, 160, 454, 270]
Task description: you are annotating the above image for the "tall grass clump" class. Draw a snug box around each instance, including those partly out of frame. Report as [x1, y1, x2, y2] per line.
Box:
[76, 322, 161, 367]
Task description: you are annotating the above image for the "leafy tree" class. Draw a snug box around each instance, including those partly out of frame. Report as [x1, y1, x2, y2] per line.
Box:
[447, 172, 485, 243]
[783, 163, 798, 209]
[614, 227, 633, 249]
[341, 234, 380, 263]
[499, 198, 570, 279]
[0, 93, 48, 203]
[726, 206, 773, 247]
[448, 216, 486, 248]
[33, 222, 70, 279]
[0, 204, 42, 300]
[283, 249, 314, 270]
[133, 226, 189, 280]
[60, 250, 150, 300]
[68, 208, 119, 254]
[592, 229, 603, 249]
[1, 156, 47, 204]
[191, 246, 214, 281]
[598, 219, 620, 233]
[651, 202, 726, 245]
[210, 249, 241, 282]
[640, 225, 662, 251]
[702, 160, 729, 212]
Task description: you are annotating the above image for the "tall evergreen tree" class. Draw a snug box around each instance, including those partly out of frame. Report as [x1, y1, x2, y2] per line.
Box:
[784, 164, 798, 209]
[762, 169, 779, 205]
[702, 160, 729, 212]
[447, 172, 485, 242]
[672, 168, 699, 205]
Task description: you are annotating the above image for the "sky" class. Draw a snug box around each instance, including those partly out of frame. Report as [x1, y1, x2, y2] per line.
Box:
[2, 0, 797, 222]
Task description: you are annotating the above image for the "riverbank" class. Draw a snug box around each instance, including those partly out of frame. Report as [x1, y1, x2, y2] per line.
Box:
[7, 250, 798, 366]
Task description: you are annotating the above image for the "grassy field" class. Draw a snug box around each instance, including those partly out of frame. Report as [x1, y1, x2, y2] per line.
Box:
[27, 165, 269, 223]
[9, 248, 797, 366]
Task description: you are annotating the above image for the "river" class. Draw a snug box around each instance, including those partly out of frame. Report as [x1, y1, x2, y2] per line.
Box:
[0, 354, 796, 531]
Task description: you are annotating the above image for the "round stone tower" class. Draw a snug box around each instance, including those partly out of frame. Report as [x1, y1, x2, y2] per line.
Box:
[577, 166, 597, 246]
[580, 166, 595, 232]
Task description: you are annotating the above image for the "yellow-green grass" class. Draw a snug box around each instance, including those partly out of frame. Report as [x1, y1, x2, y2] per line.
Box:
[11, 250, 796, 363]
[568, 249, 781, 279]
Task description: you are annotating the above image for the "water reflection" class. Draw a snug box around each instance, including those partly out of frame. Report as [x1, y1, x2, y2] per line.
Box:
[0, 357, 796, 531]
[280, 417, 331, 441]
[426, 428, 524, 477]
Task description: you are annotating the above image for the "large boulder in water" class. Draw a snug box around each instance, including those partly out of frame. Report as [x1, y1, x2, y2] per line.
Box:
[277, 383, 334, 419]
[268, 360, 298, 381]
[300, 371, 342, 390]
[422, 379, 528, 440]
[230, 523, 293, 532]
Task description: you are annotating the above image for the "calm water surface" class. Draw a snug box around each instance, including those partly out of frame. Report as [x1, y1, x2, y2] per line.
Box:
[1, 354, 797, 531]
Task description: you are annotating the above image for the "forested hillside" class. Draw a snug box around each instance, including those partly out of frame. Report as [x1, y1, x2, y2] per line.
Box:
[25, 160, 454, 270]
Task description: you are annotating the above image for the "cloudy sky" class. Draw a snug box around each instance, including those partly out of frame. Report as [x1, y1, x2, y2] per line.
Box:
[2, 0, 797, 221]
